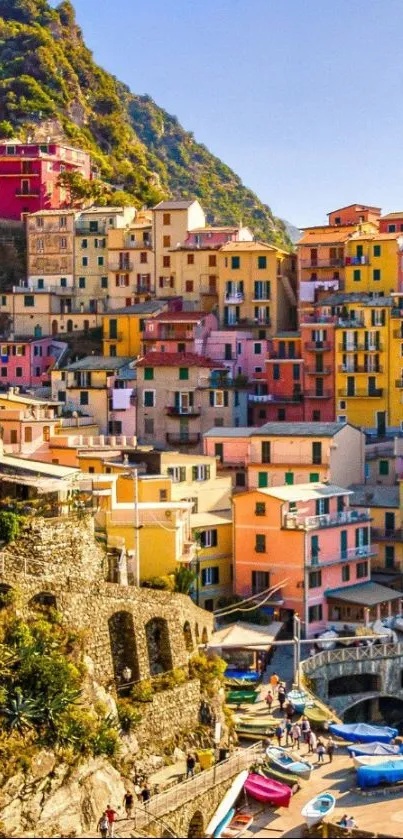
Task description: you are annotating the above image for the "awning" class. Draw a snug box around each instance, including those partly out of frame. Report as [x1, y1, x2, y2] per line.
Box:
[207, 620, 284, 652]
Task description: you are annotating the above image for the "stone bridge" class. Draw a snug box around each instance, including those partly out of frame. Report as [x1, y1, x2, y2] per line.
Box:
[301, 643, 403, 717]
[115, 744, 262, 838]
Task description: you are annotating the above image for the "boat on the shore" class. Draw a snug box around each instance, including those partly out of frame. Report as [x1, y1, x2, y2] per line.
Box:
[266, 746, 312, 780]
[301, 792, 336, 828]
[235, 724, 274, 740]
[286, 689, 314, 714]
[239, 714, 279, 726]
[304, 703, 333, 726]
[206, 771, 249, 837]
[213, 808, 235, 838]
[329, 722, 398, 743]
[352, 753, 403, 769]
[357, 759, 403, 789]
[348, 741, 402, 758]
[259, 763, 301, 790]
[226, 689, 259, 705]
[244, 773, 292, 806]
[221, 812, 254, 838]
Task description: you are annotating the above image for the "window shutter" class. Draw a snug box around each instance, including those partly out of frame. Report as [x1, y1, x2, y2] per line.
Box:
[115, 276, 119, 287]
[192, 466, 198, 481]
[125, 274, 129, 287]
[363, 527, 369, 545]
[180, 467, 186, 481]
[206, 465, 211, 479]
[174, 391, 180, 409]
[381, 310, 385, 326]
[159, 277, 164, 288]
[212, 529, 218, 547]
[239, 280, 244, 293]
[189, 392, 194, 407]
[355, 529, 360, 547]
[209, 391, 214, 407]
[371, 311, 375, 326]
[224, 390, 229, 407]
[213, 567, 219, 584]
[170, 277, 174, 288]
[137, 274, 141, 282]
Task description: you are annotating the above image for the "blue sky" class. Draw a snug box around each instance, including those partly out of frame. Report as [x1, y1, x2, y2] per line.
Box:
[54, 0, 403, 226]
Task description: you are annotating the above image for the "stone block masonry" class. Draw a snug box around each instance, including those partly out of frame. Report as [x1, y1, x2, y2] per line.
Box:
[0, 515, 214, 685]
[134, 680, 202, 748]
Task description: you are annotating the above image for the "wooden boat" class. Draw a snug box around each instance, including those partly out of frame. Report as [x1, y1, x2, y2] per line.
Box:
[206, 771, 249, 837]
[266, 746, 312, 780]
[239, 714, 279, 727]
[304, 703, 333, 726]
[352, 753, 403, 769]
[357, 760, 403, 789]
[301, 792, 336, 828]
[286, 689, 314, 715]
[235, 725, 274, 740]
[213, 808, 235, 838]
[329, 722, 398, 743]
[259, 763, 301, 790]
[221, 812, 254, 838]
[348, 741, 402, 758]
[227, 689, 259, 705]
[244, 773, 292, 807]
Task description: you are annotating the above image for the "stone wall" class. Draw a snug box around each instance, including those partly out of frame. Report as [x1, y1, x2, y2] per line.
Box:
[134, 680, 202, 749]
[0, 515, 214, 684]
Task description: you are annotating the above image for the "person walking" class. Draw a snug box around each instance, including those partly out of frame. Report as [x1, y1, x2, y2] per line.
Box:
[123, 791, 134, 818]
[285, 701, 294, 720]
[140, 782, 151, 804]
[308, 729, 317, 754]
[301, 715, 310, 744]
[270, 672, 280, 696]
[265, 689, 273, 710]
[97, 812, 109, 839]
[285, 718, 293, 746]
[275, 723, 283, 746]
[327, 736, 335, 763]
[104, 805, 117, 838]
[317, 739, 326, 764]
[292, 722, 301, 750]
[278, 683, 286, 711]
[186, 753, 196, 779]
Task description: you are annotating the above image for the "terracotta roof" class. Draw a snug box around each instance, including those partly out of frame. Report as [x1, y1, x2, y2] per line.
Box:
[327, 204, 381, 215]
[348, 232, 399, 242]
[380, 212, 403, 220]
[298, 228, 354, 246]
[137, 352, 225, 369]
[220, 240, 287, 254]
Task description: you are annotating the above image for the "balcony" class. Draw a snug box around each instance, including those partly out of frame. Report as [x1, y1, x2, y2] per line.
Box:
[125, 240, 152, 250]
[335, 318, 365, 328]
[108, 261, 133, 272]
[345, 256, 370, 265]
[284, 509, 371, 531]
[248, 392, 303, 403]
[165, 433, 200, 446]
[103, 332, 123, 342]
[306, 544, 375, 568]
[300, 258, 344, 268]
[337, 388, 383, 398]
[339, 343, 383, 352]
[305, 367, 332, 375]
[135, 285, 155, 295]
[225, 292, 245, 304]
[15, 188, 40, 197]
[340, 365, 383, 374]
[166, 406, 200, 417]
[75, 223, 107, 235]
[305, 341, 331, 351]
[300, 314, 336, 325]
[391, 308, 403, 318]
[371, 528, 403, 542]
[304, 390, 332, 399]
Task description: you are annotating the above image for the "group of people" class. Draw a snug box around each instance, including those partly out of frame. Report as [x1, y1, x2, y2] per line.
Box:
[97, 786, 151, 838]
[338, 814, 357, 830]
[265, 673, 336, 764]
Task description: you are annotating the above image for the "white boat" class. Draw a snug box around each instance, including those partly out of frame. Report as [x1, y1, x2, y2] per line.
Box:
[206, 770, 248, 837]
[266, 746, 312, 780]
[352, 754, 403, 769]
[317, 630, 338, 651]
[301, 792, 336, 828]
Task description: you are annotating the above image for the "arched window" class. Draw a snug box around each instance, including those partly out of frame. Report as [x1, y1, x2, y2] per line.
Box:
[188, 811, 205, 838]
[67, 319, 73, 333]
[145, 617, 173, 675]
[29, 592, 57, 612]
[108, 611, 139, 689]
[201, 627, 208, 645]
[183, 621, 193, 652]
[51, 320, 58, 336]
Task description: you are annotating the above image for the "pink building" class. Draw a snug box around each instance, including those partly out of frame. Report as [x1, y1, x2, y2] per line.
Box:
[0, 337, 66, 387]
[0, 142, 91, 221]
[184, 226, 253, 247]
[143, 312, 218, 354]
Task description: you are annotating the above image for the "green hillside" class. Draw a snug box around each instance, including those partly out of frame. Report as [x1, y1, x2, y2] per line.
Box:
[0, 0, 290, 246]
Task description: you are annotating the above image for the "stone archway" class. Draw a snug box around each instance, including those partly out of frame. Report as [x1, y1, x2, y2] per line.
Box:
[344, 694, 403, 728]
[183, 621, 194, 652]
[145, 617, 173, 675]
[187, 810, 204, 838]
[329, 673, 380, 697]
[29, 592, 57, 612]
[201, 627, 208, 645]
[108, 611, 140, 688]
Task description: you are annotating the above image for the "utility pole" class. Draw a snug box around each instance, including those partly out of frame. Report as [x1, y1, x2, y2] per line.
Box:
[133, 469, 140, 587]
[293, 613, 301, 688]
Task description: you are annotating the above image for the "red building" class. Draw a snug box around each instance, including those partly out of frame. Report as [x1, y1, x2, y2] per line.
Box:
[379, 212, 403, 234]
[0, 141, 91, 221]
[301, 316, 336, 422]
[249, 333, 305, 426]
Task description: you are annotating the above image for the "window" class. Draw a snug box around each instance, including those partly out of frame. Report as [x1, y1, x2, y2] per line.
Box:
[0, 368, 6, 377]
[144, 367, 154, 380]
[163, 213, 171, 225]
[185, 280, 194, 292]
[192, 465, 211, 481]
[15, 367, 22, 377]
[109, 345, 117, 357]
[60, 237, 67, 250]
[159, 489, 168, 502]
[261, 441, 271, 463]
[187, 253, 194, 265]
[209, 255, 217, 267]
[167, 466, 186, 483]
[258, 472, 268, 488]
[255, 502, 266, 516]
[353, 269, 361, 282]
[108, 319, 118, 340]
[385, 545, 395, 569]
[356, 561, 368, 579]
[209, 390, 229, 408]
[82, 257, 88, 267]
[140, 252, 148, 264]
[293, 364, 300, 381]
[201, 567, 219, 586]
[163, 255, 170, 268]
[81, 238, 88, 249]
[101, 276, 108, 289]
[236, 471, 246, 487]
[252, 570, 269, 594]
[144, 418, 154, 434]
[60, 277, 67, 288]
[10, 430, 17, 444]
[373, 269, 381, 281]
[1, 296, 6, 306]
[163, 235, 171, 247]
[255, 534, 266, 553]
[24, 295, 35, 307]
[342, 565, 350, 582]
[308, 604, 323, 623]
[278, 408, 286, 421]
[379, 459, 389, 476]
[258, 255, 267, 269]
[273, 364, 280, 380]
[309, 570, 322, 588]
[179, 367, 189, 380]
[98, 256, 104, 266]
[143, 390, 155, 407]
[199, 529, 218, 548]
[285, 472, 294, 485]
[214, 442, 223, 462]
[80, 391, 89, 406]
[374, 245, 381, 257]
[388, 224, 396, 232]
[312, 441, 322, 465]
[309, 473, 320, 482]
[231, 256, 240, 269]
[78, 277, 85, 289]
[313, 410, 321, 421]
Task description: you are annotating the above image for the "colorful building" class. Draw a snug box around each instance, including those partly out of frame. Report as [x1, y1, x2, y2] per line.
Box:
[349, 484, 403, 588]
[102, 302, 168, 358]
[191, 510, 232, 611]
[218, 241, 296, 336]
[142, 311, 217, 354]
[75, 206, 136, 308]
[300, 315, 336, 422]
[0, 141, 91, 221]
[136, 352, 248, 452]
[0, 336, 65, 387]
[232, 482, 384, 636]
[107, 210, 154, 307]
[153, 200, 206, 296]
[249, 333, 304, 425]
[26, 209, 76, 292]
[344, 232, 399, 295]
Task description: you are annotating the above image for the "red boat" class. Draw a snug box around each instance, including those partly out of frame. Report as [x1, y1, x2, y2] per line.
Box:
[244, 773, 292, 807]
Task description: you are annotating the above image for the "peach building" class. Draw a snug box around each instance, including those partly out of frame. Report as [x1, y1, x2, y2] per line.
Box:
[152, 200, 206, 296]
[142, 311, 218, 355]
[232, 482, 397, 637]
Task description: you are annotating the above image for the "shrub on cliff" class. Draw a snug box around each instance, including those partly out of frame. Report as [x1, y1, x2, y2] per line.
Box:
[0, 511, 21, 544]
[189, 652, 226, 697]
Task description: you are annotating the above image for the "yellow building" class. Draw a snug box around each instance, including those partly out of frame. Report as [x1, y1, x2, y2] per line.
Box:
[217, 241, 296, 337]
[191, 511, 232, 611]
[107, 210, 154, 306]
[169, 246, 219, 311]
[26, 209, 76, 292]
[74, 206, 135, 308]
[152, 200, 206, 296]
[350, 484, 403, 580]
[344, 233, 399, 295]
[102, 302, 167, 357]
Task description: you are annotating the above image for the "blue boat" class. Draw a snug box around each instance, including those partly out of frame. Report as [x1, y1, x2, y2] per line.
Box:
[213, 807, 236, 838]
[266, 746, 312, 780]
[357, 760, 403, 789]
[348, 741, 402, 757]
[225, 668, 260, 682]
[329, 722, 397, 743]
[286, 689, 314, 715]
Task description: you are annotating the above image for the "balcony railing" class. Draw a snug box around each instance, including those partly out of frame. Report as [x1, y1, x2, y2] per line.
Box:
[340, 365, 382, 374]
[335, 318, 366, 328]
[304, 390, 332, 399]
[103, 332, 123, 341]
[372, 527, 403, 542]
[337, 388, 383, 398]
[135, 285, 155, 295]
[225, 292, 245, 303]
[125, 240, 152, 249]
[108, 261, 133, 271]
[300, 258, 344, 268]
[305, 367, 332, 375]
[339, 344, 383, 352]
[75, 223, 107, 235]
[306, 544, 375, 568]
[166, 406, 201, 417]
[165, 433, 200, 446]
[16, 189, 40, 197]
[345, 256, 370, 265]
[248, 392, 303, 403]
[305, 341, 331, 351]
[284, 509, 371, 531]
